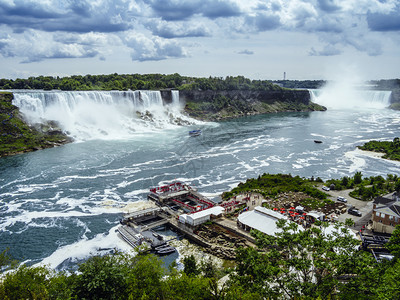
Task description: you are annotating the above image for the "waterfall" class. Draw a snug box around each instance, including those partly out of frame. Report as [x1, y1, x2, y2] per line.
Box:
[309, 88, 392, 109]
[12, 90, 198, 141]
[171, 90, 179, 106]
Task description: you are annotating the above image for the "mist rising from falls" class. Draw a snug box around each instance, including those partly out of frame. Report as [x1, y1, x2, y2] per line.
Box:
[12, 90, 198, 141]
[309, 82, 392, 110]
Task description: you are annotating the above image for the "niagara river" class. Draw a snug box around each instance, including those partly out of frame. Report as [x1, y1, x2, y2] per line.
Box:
[1, 88, 399, 270]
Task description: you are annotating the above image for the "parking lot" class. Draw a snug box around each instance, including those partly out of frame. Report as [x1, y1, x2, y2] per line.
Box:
[319, 186, 374, 226]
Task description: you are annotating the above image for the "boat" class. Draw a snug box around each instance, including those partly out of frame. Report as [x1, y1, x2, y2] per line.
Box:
[314, 140, 322, 144]
[189, 129, 202, 137]
[156, 246, 176, 255]
[154, 243, 170, 251]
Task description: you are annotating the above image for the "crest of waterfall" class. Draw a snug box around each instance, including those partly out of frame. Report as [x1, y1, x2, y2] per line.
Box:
[309, 88, 392, 109]
[12, 90, 199, 141]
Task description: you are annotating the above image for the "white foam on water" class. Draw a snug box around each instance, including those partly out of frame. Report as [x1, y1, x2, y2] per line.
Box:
[344, 150, 367, 173]
[121, 200, 158, 213]
[310, 133, 327, 138]
[294, 158, 312, 168]
[123, 189, 151, 198]
[197, 176, 237, 189]
[266, 155, 285, 163]
[250, 156, 271, 168]
[348, 148, 400, 167]
[36, 224, 134, 270]
[0, 210, 95, 233]
[0, 194, 134, 233]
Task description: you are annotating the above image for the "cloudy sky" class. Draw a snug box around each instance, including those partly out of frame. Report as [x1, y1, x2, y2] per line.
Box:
[0, 0, 399, 80]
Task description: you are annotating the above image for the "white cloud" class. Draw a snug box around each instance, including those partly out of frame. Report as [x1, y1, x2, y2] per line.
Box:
[124, 32, 188, 61]
[145, 19, 210, 38]
[0, 0, 399, 78]
[0, 29, 100, 62]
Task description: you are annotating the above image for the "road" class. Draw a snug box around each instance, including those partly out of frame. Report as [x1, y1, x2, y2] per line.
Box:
[318, 186, 373, 230]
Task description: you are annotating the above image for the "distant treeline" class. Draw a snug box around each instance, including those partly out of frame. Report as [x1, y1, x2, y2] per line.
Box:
[0, 74, 282, 92]
[1, 73, 397, 92]
[272, 80, 325, 89]
[369, 79, 400, 90]
[272, 79, 400, 90]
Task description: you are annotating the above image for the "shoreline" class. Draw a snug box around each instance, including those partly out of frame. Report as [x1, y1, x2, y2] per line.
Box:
[356, 148, 385, 158]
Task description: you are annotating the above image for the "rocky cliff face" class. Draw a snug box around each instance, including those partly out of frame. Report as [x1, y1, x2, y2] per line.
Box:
[180, 89, 326, 121]
[179, 89, 311, 104]
[391, 89, 400, 103]
[389, 90, 400, 110]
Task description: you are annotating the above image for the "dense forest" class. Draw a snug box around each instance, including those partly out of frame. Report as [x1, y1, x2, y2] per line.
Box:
[0, 74, 283, 92]
[369, 79, 400, 90]
[1, 223, 399, 299]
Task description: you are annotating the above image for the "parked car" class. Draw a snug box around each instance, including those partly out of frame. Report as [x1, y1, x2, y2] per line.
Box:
[348, 207, 362, 217]
[337, 196, 347, 203]
[322, 186, 330, 191]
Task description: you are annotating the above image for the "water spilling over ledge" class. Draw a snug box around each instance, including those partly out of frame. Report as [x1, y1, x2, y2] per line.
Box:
[12, 90, 198, 141]
[309, 88, 392, 110]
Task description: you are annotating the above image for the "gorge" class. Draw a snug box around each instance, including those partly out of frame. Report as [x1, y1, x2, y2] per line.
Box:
[0, 85, 399, 270]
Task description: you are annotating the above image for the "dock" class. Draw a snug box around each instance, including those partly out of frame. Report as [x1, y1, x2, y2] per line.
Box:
[117, 225, 142, 248]
[117, 181, 236, 257]
[117, 204, 178, 254]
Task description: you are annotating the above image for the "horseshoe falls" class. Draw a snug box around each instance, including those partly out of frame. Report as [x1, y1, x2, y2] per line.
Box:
[309, 88, 392, 109]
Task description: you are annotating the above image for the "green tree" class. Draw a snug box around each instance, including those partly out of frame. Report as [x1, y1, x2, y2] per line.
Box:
[0, 248, 17, 272]
[393, 137, 400, 148]
[183, 255, 199, 277]
[341, 176, 349, 187]
[200, 258, 217, 279]
[71, 252, 130, 300]
[0, 265, 53, 300]
[229, 219, 375, 299]
[395, 179, 400, 192]
[164, 272, 214, 300]
[354, 171, 363, 185]
[126, 253, 166, 299]
[386, 225, 400, 259]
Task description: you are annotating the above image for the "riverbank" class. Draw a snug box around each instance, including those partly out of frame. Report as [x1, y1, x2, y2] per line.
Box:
[357, 138, 400, 161]
[0, 92, 72, 157]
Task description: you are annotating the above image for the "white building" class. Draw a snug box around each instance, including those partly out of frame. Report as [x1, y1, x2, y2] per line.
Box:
[179, 206, 225, 227]
[237, 206, 304, 236]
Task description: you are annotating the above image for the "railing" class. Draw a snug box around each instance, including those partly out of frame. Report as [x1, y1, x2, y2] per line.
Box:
[171, 198, 196, 212]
